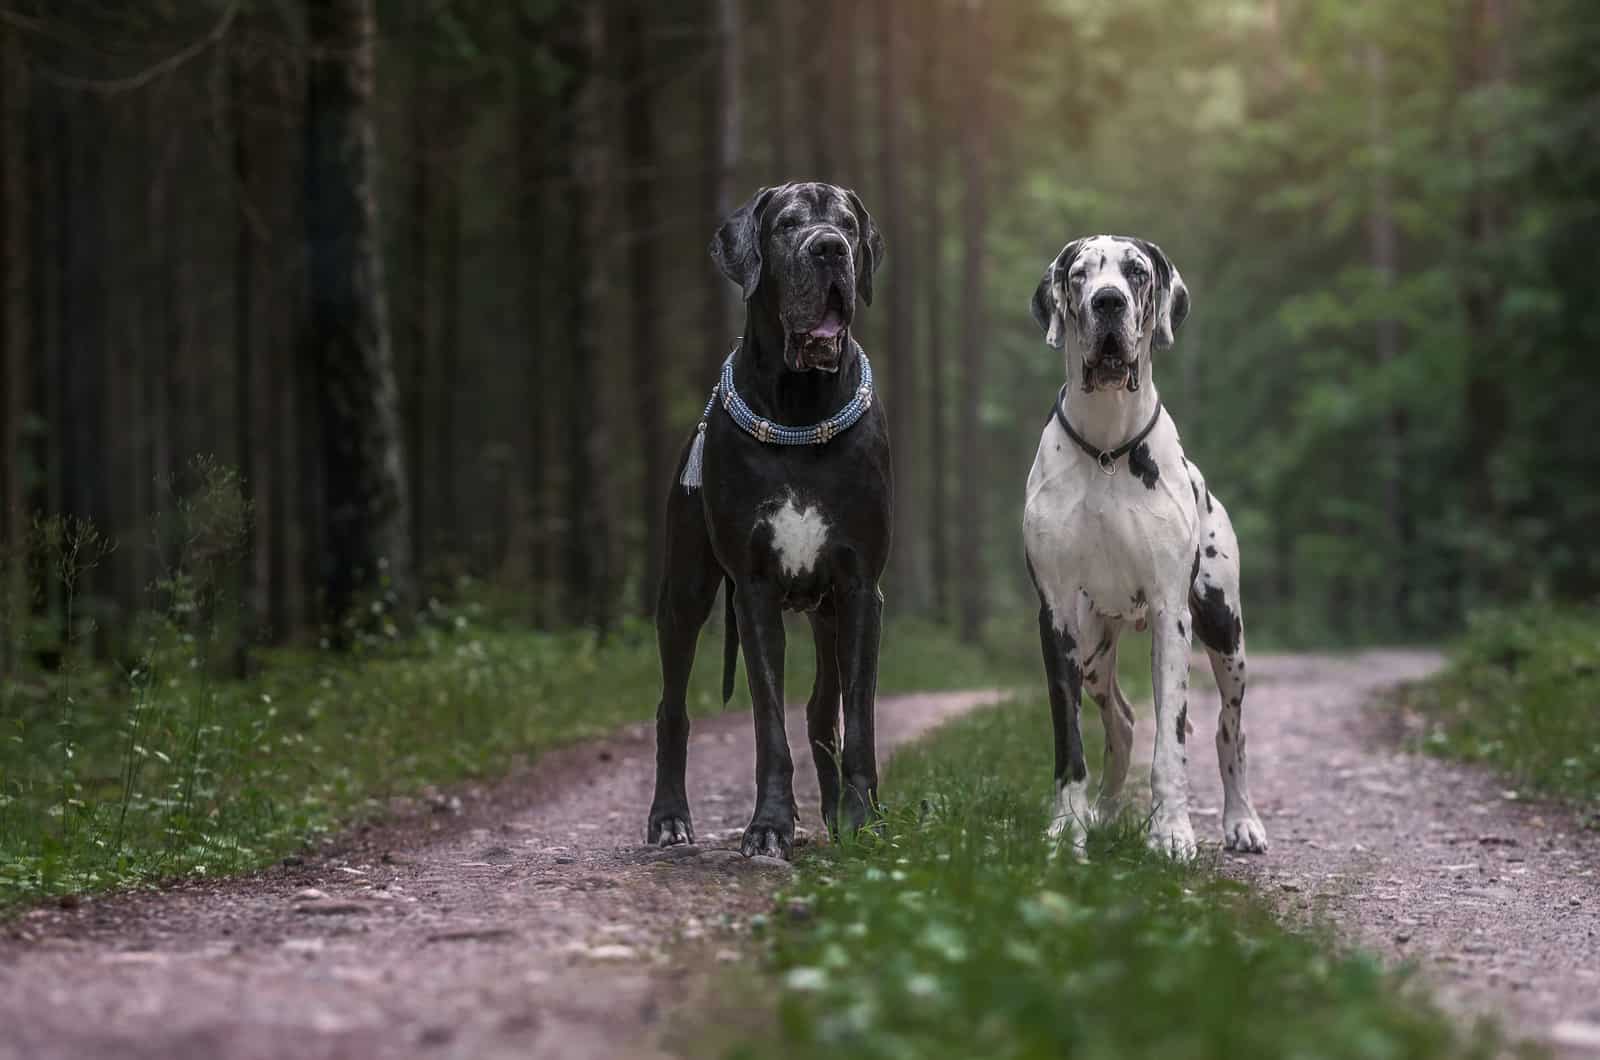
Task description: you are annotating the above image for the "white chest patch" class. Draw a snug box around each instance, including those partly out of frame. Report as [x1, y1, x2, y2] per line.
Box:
[765, 497, 830, 578]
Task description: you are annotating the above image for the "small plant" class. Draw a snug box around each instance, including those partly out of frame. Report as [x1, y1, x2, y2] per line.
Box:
[34, 514, 114, 848]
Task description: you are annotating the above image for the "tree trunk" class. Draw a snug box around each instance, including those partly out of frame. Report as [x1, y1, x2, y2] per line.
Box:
[304, 0, 413, 631]
[770, 2, 793, 176]
[514, 30, 553, 627]
[875, 1, 918, 605]
[825, 0, 859, 183]
[1458, 0, 1513, 605]
[1365, 43, 1411, 630]
[0, 27, 27, 673]
[622, 4, 665, 616]
[405, 15, 432, 581]
[233, 29, 260, 668]
[918, 1, 950, 623]
[562, 4, 616, 631]
[955, 0, 990, 643]
[700, 0, 741, 380]
[435, 117, 462, 563]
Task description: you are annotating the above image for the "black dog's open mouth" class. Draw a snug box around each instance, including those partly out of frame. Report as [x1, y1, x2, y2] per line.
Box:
[790, 285, 850, 372]
[1084, 334, 1133, 391]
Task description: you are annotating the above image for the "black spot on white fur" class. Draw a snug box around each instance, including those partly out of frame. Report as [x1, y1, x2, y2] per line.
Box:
[1190, 584, 1242, 656]
[1129, 443, 1159, 489]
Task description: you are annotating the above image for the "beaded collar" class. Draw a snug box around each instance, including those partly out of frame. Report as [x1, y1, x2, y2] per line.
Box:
[680, 347, 875, 490]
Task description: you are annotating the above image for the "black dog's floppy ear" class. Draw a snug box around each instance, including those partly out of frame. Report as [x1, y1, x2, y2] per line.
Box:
[1136, 239, 1189, 349]
[710, 186, 779, 301]
[844, 189, 886, 306]
[1031, 239, 1080, 350]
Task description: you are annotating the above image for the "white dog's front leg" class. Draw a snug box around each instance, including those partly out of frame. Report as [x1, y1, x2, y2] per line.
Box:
[1148, 608, 1197, 859]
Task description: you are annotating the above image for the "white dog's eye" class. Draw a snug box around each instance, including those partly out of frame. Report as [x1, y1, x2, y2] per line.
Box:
[1069, 272, 1085, 287]
[1128, 266, 1148, 285]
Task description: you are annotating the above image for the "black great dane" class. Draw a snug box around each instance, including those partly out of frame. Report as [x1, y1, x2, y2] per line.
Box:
[647, 182, 889, 860]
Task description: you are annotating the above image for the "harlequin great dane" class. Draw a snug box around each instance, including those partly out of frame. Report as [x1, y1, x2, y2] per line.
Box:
[646, 182, 889, 860]
[1022, 235, 1267, 859]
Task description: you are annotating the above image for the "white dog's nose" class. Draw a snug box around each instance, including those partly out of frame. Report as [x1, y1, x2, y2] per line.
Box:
[1091, 288, 1127, 315]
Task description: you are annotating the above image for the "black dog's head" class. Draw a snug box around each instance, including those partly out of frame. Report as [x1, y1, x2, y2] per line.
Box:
[711, 182, 885, 373]
[1030, 235, 1189, 392]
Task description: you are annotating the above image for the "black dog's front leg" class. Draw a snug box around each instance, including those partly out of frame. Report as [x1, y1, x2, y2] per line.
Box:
[734, 579, 797, 858]
[834, 581, 883, 834]
[805, 611, 844, 833]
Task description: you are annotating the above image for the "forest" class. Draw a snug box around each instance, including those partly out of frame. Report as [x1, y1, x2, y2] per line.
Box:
[0, 0, 1596, 661]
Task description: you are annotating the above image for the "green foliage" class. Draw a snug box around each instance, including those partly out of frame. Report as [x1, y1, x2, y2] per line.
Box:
[1398, 606, 1600, 808]
[727, 696, 1506, 1060]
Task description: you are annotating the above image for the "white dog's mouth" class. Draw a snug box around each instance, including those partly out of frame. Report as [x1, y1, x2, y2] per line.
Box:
[1084, 334, 1134, 391]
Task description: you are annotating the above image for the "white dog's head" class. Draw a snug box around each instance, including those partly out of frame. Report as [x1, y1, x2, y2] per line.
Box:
[1030, 235, 1189, 392]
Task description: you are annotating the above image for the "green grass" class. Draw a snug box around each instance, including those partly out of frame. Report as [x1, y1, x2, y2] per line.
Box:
[725, 694, 1505, 1060]
[1397, 606, 1600, 809]
[0, 608, 1018, 911]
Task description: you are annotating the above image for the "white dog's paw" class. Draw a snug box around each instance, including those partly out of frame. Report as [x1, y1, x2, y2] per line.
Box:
[1222, 809, 1269, 854]
[1046, 816, 1090, 857]
[1046, 797, 1094, 860]
[1148, 815, 1197, 861]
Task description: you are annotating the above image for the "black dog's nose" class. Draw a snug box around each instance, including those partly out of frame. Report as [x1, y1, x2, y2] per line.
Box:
[809, 232, 849, 263]
[1092, 288, 1127, 315]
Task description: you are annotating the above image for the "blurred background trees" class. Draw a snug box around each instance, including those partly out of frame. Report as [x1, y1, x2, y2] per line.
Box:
[0, 0, 1595, 660]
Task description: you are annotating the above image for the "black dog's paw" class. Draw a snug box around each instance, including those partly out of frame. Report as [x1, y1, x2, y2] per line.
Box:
[647, 805, 695, 847]
[825, 780, 881, 838]
[740, 814, 794, 860]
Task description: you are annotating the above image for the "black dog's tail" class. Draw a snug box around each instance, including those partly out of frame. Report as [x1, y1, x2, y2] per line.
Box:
[721, 577, 739, 704]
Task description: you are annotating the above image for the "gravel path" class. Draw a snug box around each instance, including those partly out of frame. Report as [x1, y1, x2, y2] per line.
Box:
[4, 653, 1596, 1058]
[1180, 650, 1600, 1056]
[0, 689, 1004, 1060]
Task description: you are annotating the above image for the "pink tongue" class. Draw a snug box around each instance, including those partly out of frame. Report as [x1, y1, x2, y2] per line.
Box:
[809, 309, 844, 340]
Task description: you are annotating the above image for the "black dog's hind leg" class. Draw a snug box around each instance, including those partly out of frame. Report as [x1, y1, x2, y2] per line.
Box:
[734, 579, 797, 858]
[646, 479, 723, 847]
[805, 608, 843, 832]
[834, 580, 883, 834]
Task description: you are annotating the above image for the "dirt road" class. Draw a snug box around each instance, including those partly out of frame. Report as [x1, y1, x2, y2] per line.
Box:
[0, 690, 1003, 1060]
[1182, 651, 1600, 1056]
[3, 654, 1597, 1059]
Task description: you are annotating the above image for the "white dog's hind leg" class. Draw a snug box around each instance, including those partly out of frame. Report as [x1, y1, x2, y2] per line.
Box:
[1148, 607, 1197, 859]
[1079, 620, 1134, 819]
[1191, 492, 1267, 853]
[1207, 645, 1267, 852]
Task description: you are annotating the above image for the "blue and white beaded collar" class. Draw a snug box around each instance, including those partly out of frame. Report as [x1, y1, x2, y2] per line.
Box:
[680, 347, 875, 490]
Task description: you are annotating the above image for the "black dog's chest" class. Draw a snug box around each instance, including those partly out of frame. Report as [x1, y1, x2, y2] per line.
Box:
[746, 493, 839, 612]
[698, 376, 892, 611]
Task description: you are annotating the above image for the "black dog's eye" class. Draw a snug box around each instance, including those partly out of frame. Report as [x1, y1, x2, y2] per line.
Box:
[838, 215, 858, 233]
[778, 215, 800, 231]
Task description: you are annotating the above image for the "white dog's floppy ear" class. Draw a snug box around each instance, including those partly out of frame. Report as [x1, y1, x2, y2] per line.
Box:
[1030, 239, 1081, 350]
[1137, 239, 1190, 350]
[710, 185, 780, 301]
